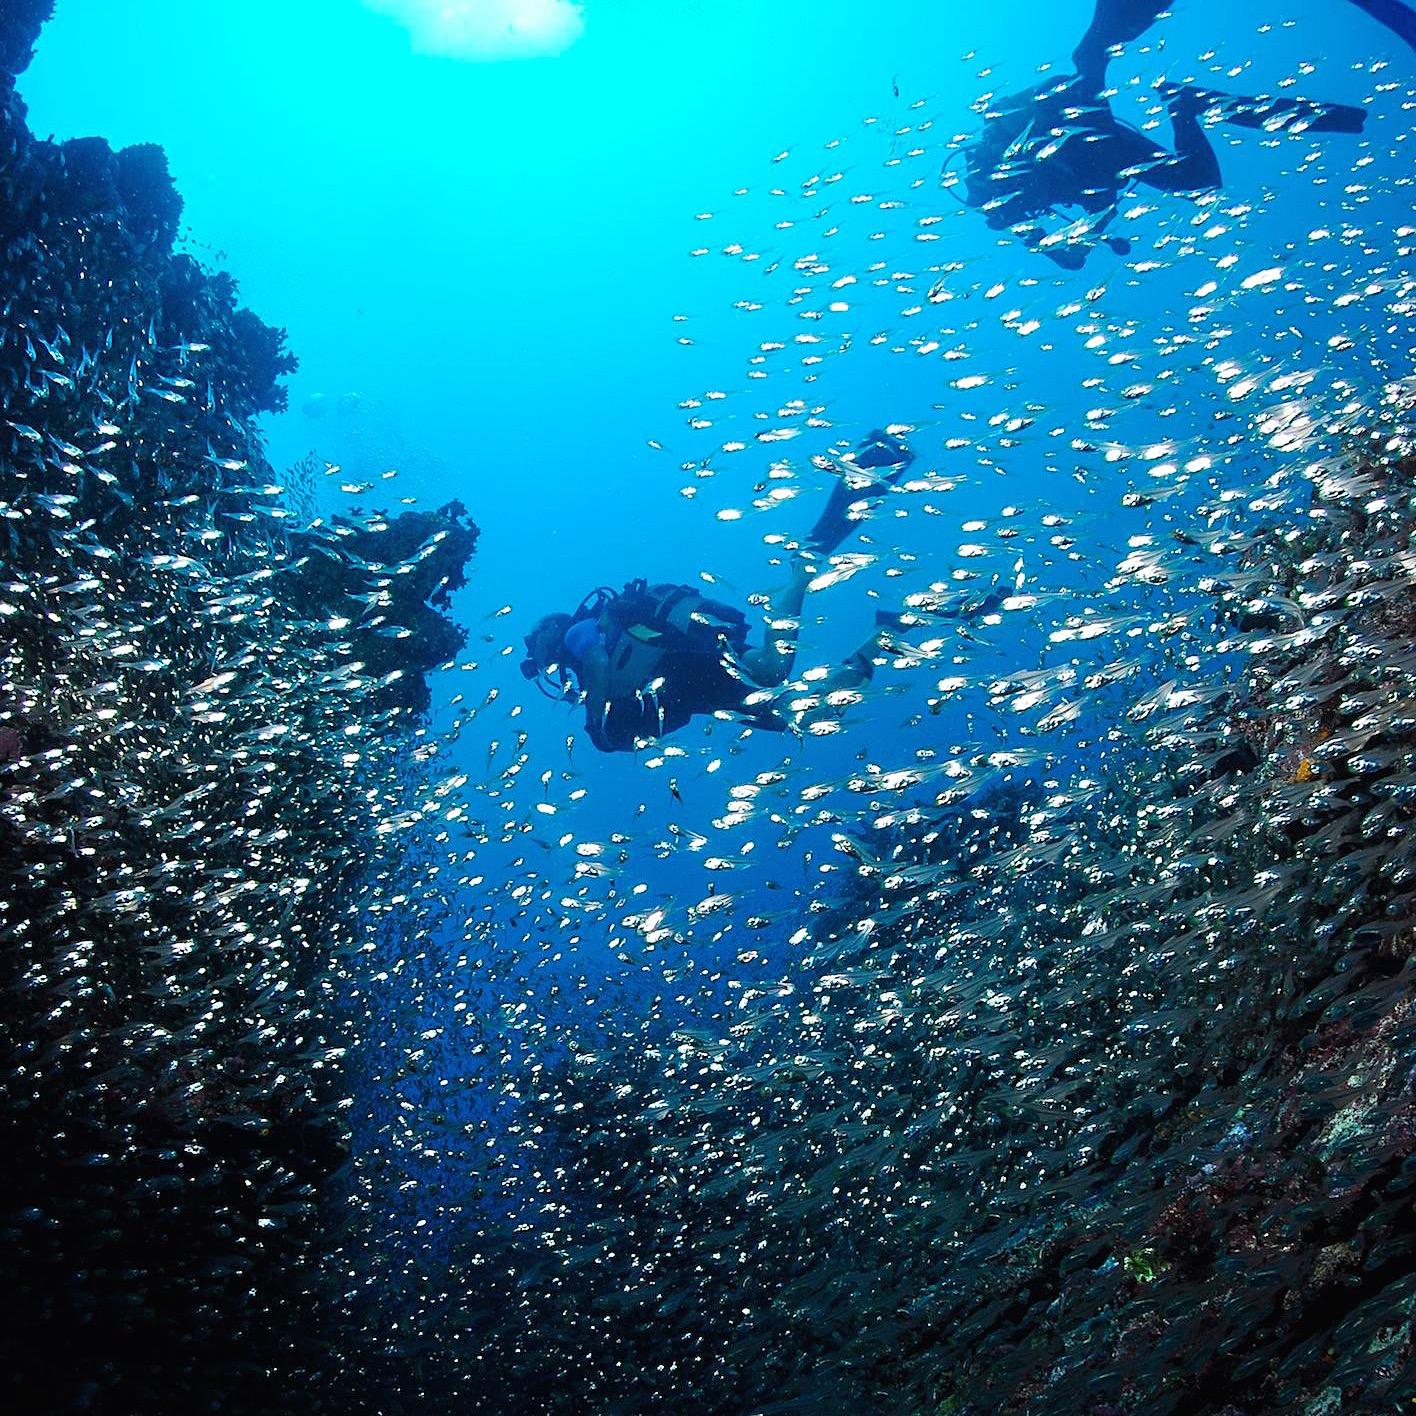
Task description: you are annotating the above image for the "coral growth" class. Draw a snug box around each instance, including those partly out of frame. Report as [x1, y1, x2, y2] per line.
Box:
[284, 500, 478, 714]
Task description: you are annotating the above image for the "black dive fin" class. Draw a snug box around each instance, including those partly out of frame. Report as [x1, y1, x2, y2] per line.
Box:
[1178, 85, 1366, 136]
[1347, 0, 1416, 52]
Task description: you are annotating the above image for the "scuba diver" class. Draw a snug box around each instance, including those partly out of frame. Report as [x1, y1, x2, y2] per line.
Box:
[521, 432, 1001, 754]
[956, 0, 1403, 269]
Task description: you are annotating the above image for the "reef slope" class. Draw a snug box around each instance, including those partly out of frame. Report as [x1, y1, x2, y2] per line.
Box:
[0, 4, 475, 1410]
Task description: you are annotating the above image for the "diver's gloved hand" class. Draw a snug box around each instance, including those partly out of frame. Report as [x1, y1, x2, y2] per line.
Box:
[1045, 244, 1088, 271]
[853, 430, 914, 472]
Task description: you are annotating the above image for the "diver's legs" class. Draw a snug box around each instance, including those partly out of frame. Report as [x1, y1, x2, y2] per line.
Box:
[830, 636, 881, 694]
[738, 555, 811, 688]
[1135, 85, 1222, 194]
[1164, 87, 1222, 190]
[1347, 0, 1416, 52]
[753, 586, 898, 732]
[1073, 0, 1172, 92]
[790, 634, 881, 738]
[1148, 82, 1366, 188]
[805, 477, 869, 558]
[805, 430, 914, 557]
[751, 430, 913, 699]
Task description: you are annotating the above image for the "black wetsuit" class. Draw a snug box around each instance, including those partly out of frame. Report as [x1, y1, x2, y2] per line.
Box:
[1072, 0, 1171, 92]
[1076, 0, 1415, 79]
[573, 586, 783, 753]
[584, 650, 771, 753]
[965, 77, 1221, 268]
[964, 0, 1384, 267]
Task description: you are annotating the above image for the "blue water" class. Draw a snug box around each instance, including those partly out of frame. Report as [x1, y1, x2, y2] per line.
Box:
[18, 0, 1416, 1402]
[25, 3, 1406, 686]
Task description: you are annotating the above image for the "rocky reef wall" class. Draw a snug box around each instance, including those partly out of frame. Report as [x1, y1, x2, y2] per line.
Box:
[0, 4, 475, 1410]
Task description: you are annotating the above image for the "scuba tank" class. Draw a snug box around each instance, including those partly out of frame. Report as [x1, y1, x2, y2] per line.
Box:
[598, 579, 750, 698]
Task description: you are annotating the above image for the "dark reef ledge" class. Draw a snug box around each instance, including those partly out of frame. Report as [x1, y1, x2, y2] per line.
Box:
[0, 0, 291, 418]
[0, 0, 52, 87]
[0, 3, 477, 1412]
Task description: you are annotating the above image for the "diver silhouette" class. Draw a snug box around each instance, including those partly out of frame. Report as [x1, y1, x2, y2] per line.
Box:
[959, 0, 1408, 269]
[520, 433, 1000, 753]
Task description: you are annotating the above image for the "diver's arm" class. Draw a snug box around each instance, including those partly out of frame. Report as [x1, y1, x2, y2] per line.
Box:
[1016, 198, 1134, 268]
[1017, 221, 1089, 270]
[1083, 201, 1133, 257]
[576, 643, 624, 753]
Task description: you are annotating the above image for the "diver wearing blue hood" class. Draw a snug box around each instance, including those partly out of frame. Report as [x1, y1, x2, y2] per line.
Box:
[958, 0, 1406, 269]
[521, 432, 997, 754]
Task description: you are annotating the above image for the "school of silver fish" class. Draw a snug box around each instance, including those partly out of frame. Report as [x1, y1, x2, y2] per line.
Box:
[4, 14, 1416, 1416]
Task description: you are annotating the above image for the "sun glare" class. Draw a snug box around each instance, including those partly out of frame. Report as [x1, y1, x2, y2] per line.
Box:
[365, 0, 586, 61]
